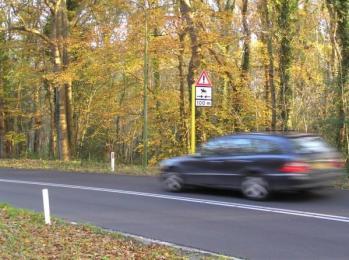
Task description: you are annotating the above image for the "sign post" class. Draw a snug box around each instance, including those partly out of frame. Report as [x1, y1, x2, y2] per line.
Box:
[191, 84, 196, 154]
[191, 70, 213, 154]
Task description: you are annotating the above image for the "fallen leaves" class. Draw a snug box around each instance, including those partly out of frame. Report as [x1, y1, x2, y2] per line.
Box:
[0, 204, 186, 259]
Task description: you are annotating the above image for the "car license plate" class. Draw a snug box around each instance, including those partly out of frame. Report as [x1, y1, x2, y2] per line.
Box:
[312, 162, 331, 169]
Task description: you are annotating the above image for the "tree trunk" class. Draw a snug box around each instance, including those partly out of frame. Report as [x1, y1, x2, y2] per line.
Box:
[46, 82, 56, 159]
[180, 0, 201, 103]
[178, 31, 189, 152]
[215, 0, 236, 124]
[326, 0, 349, 153]
[260, 0, 276, 130]
[151, 32, 162, 157]
[152, 28, 162, 113]
[51, 0, 71, 161]
[54, 46, 70, 161]
[241, 0, 251, 82]
[33, 85, 41, 154]
[277, 0, 296, 131]
[336, 0, 349, 155]
[0, 70, 5, 158]
[0, 34, 6, 158]
[179, 0, 202, 146]
[61, 1, 74, 156]
[65, 81, 74, 154]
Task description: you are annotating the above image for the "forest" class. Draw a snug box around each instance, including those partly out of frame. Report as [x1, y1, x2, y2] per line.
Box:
[0, 0, 348, 167]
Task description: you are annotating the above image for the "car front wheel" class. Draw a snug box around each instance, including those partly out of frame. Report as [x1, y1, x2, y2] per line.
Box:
[241, 177, 269, 200]
[163, 173, 183, 192]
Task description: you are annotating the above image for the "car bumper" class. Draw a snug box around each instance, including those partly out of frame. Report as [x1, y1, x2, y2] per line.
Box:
[268, 171, 345, 191]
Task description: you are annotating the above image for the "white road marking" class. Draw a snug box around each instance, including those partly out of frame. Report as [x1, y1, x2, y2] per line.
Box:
[0, 178, 348, 223]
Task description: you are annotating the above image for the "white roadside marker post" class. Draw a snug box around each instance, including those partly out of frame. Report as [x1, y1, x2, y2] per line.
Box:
[111, 152, 115, 172]
[42, 189, 51, 225]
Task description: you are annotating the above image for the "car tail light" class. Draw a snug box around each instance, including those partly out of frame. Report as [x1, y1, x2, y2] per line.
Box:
[279, 161, 311, 173]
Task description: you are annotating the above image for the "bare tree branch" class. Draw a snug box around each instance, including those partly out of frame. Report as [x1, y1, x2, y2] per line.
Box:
[69, 0, 90, 28]
[0, 26, 55, 46]
[44, 0, 55, 14]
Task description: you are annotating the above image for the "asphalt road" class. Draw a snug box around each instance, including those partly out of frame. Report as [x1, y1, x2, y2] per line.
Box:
[0, 168, 349, 259]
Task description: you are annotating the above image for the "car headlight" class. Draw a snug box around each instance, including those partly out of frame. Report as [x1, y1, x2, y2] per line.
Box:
[159, 161, 167, 170]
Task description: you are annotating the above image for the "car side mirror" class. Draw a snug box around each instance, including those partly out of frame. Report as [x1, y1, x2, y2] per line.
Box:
[196, 144, 208, 156]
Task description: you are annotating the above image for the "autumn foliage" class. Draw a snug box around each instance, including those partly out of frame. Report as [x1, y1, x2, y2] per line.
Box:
[0, 0, 348, 165]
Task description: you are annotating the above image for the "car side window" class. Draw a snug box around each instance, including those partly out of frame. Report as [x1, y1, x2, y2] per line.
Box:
[251, 139, 282, 154]
[201, 138, 253, 156]
[201, 139, 225, 156]
[224, 139, 253, 154]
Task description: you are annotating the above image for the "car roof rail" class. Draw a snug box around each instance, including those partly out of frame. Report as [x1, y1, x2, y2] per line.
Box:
[230, 130, 318, 137]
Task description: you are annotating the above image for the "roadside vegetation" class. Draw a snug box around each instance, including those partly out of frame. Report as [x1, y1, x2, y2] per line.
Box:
[0, 159, 157, 176]
[337, 175, 349, 190]
[0, 204, 227, 259]
[0, 0, 348, 168]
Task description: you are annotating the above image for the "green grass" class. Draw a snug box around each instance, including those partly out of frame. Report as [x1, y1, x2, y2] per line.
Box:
[0, 159, 158, 176]
[0, 204, 229, 259]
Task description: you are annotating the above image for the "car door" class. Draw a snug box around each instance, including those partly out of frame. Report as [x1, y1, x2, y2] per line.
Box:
[205, 138, 253, 188]
[183, 138, 225, 186]
[185, 137, 253, 188]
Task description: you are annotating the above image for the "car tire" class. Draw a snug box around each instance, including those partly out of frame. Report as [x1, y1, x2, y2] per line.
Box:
[164, 172, 183, 192]
[241, 177, 269, 200]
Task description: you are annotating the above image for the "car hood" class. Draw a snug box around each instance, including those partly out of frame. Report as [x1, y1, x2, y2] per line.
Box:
[159, 155, 195, 168]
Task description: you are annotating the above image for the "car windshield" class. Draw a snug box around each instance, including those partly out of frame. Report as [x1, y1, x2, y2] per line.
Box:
[290, 136, 334, 154]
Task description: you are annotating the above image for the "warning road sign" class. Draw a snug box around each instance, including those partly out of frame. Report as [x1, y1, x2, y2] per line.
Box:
[195, 70, 212, 87]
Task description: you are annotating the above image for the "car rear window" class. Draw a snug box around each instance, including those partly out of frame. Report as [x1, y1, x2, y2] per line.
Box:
[290, 136, 334, 154]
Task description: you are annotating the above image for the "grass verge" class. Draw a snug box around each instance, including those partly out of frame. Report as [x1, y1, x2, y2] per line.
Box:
[0, 159, 158, 176]
[0, 204, 228, 259]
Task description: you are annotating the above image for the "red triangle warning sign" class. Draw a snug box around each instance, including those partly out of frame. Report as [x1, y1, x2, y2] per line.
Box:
[195, 70, 212, 87]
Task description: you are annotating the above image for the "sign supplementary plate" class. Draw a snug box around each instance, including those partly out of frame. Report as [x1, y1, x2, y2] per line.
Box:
[195, 100, 212, 107]
[195, 86, 212, 100]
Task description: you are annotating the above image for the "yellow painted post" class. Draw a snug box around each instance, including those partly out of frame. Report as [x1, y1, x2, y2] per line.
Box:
[191, 84, 196, 154]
